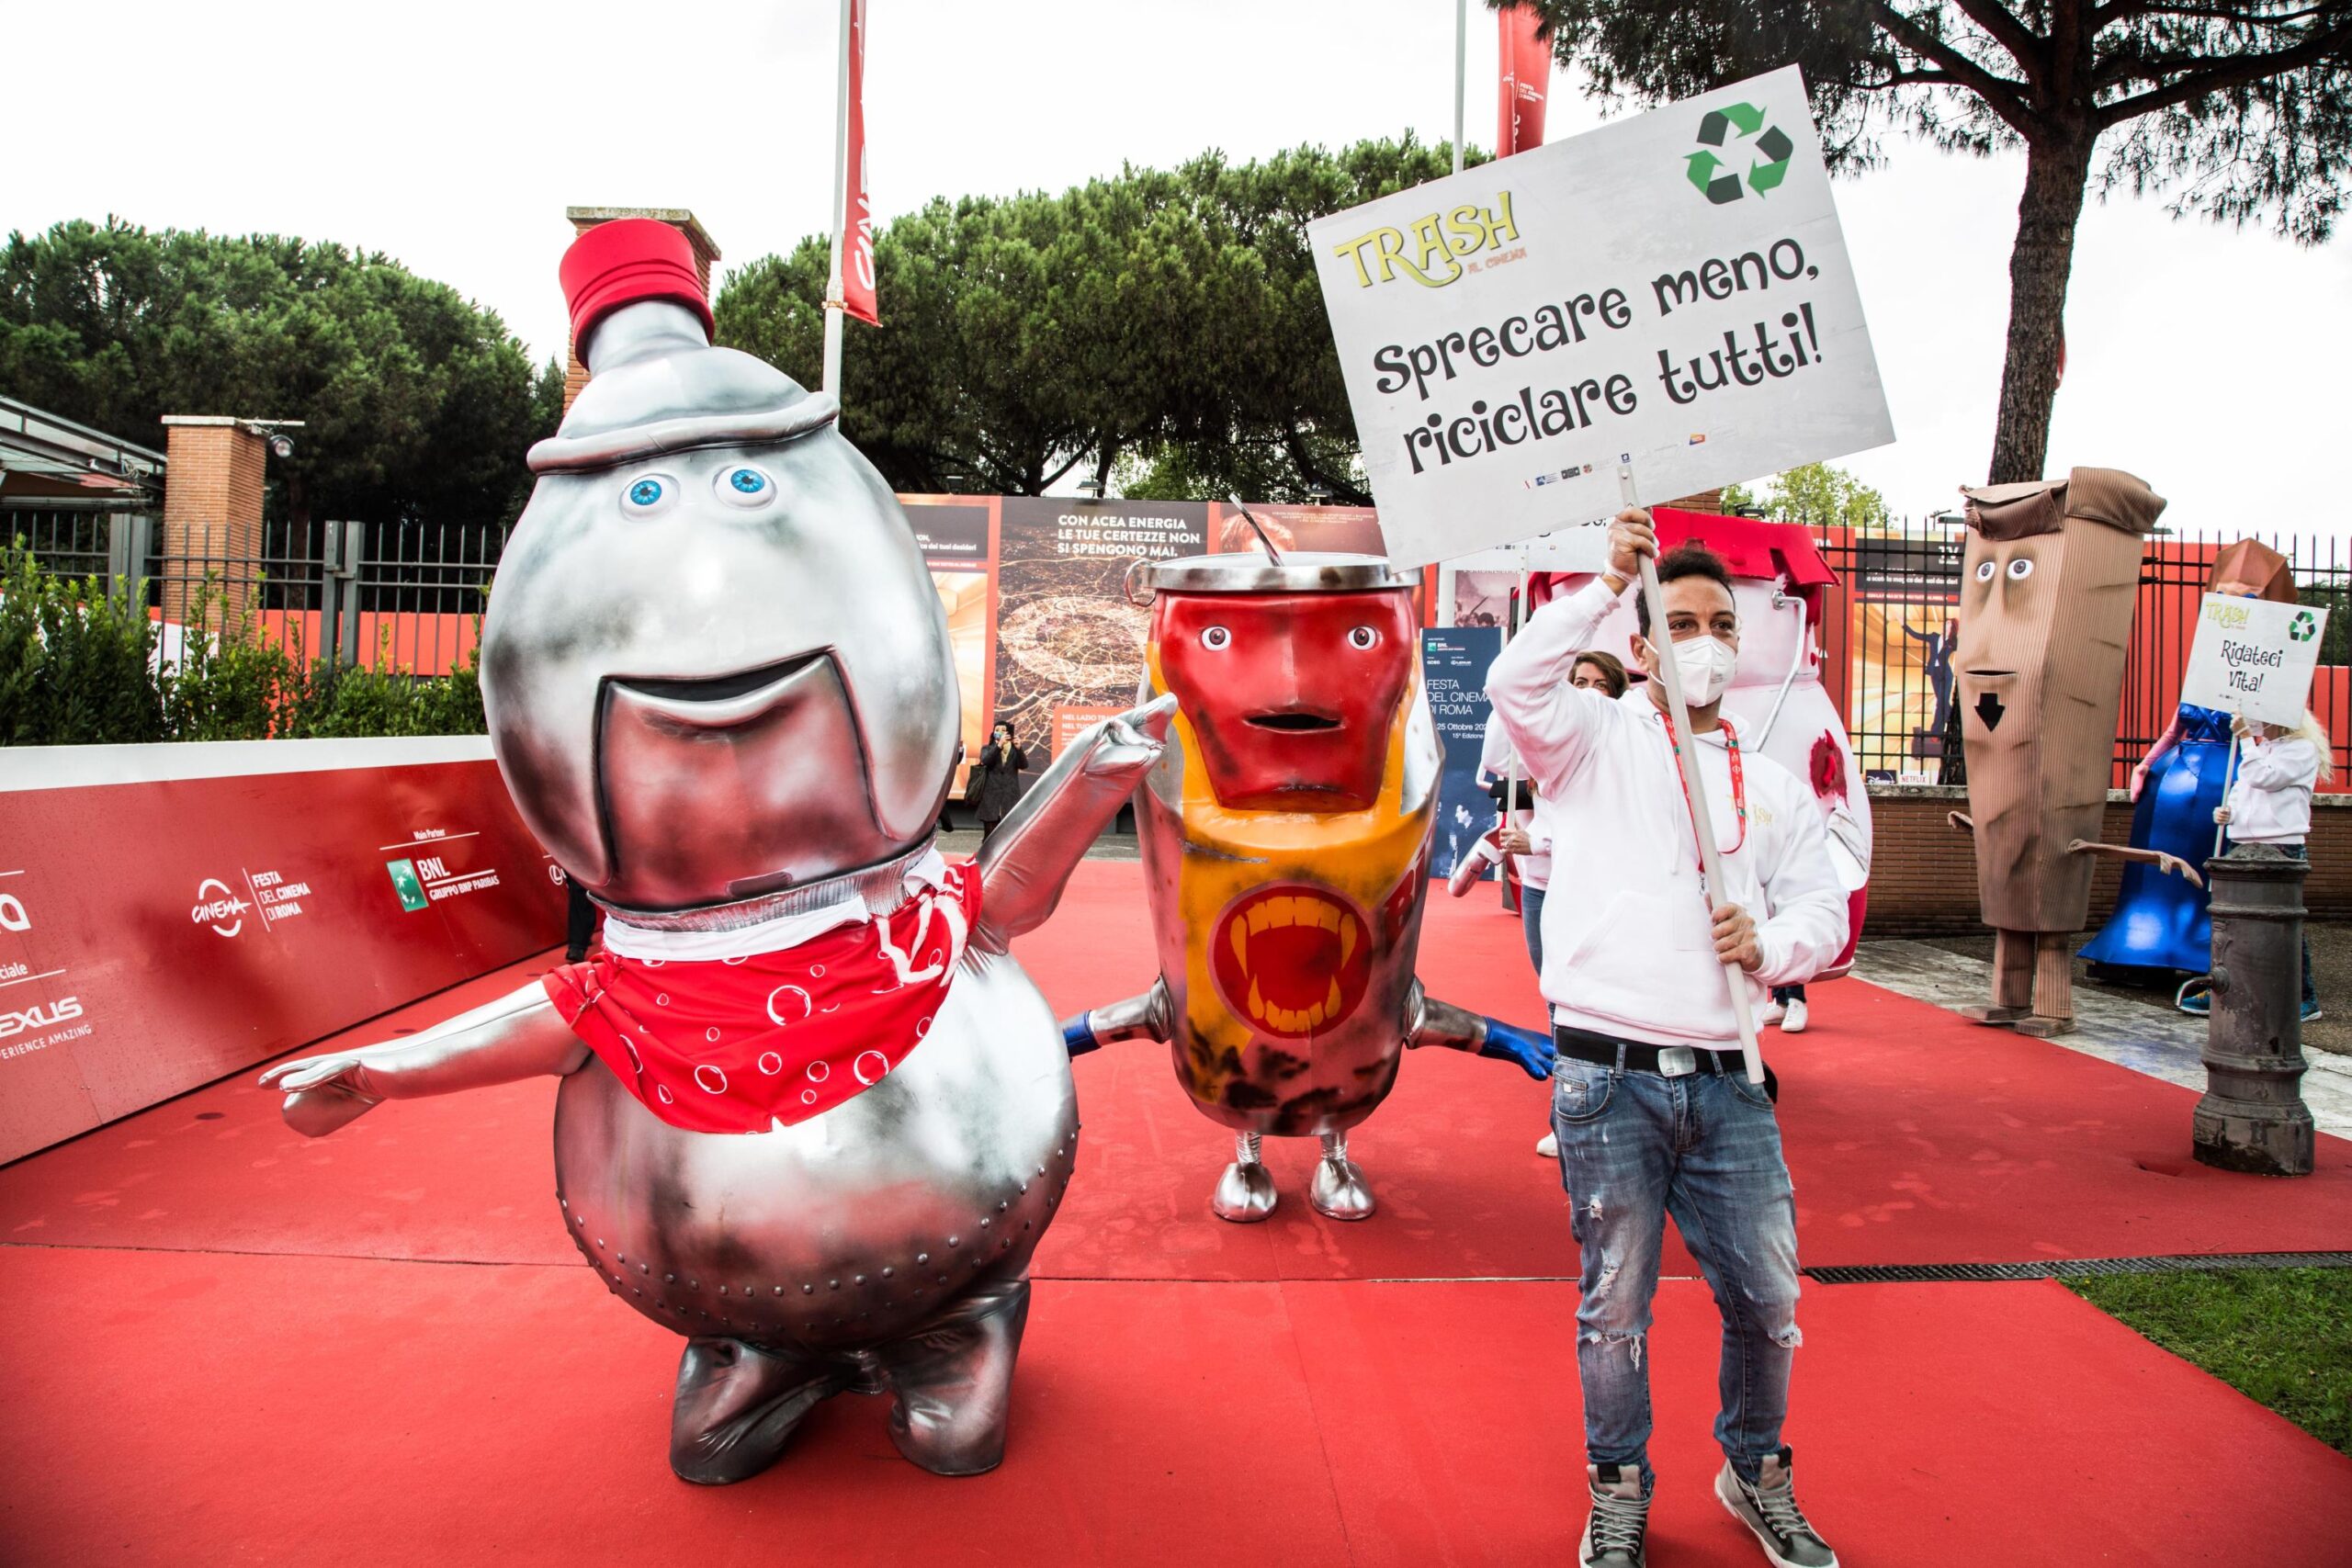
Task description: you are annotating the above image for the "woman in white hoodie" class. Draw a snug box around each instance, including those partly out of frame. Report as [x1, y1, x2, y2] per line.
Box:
[2201, 711, 2333, 1021]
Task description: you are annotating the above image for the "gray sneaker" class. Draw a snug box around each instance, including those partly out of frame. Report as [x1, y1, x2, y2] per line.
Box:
[1716, 1449, 1837, 1566]
[1579, 1461, 1650, 1567]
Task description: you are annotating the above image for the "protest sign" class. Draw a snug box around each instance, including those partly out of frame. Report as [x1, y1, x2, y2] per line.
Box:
[1310, 64, 1893, 570]
[2180, 592, 2328, 728]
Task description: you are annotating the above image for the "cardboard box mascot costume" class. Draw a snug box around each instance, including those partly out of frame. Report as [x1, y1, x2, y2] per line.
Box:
[261, 220, 1171, 1483]
[1951, 467, 2175, 1035]
[1061, 548, 1553, 1223]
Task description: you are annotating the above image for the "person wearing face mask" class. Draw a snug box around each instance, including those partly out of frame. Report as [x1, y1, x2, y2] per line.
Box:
[1487, 513, 1848, 1568]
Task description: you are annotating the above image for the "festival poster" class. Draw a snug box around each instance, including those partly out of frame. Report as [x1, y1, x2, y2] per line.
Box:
[899, 496, 999, 792]
[991, 499, 1207, 758]
[1845, 529, 1962, 781]
[1422, 626, 1505, 880]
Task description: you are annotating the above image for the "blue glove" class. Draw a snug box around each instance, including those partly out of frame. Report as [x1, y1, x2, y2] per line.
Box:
[1477, 1018, 1555, 1080]
[1060, 1013, 1102, 1058]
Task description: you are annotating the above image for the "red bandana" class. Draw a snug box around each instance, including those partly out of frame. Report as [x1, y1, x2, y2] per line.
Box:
[541, 863, 979, 1134]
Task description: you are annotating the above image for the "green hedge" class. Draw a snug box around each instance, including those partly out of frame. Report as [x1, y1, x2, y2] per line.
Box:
[0, 542, 486, 746]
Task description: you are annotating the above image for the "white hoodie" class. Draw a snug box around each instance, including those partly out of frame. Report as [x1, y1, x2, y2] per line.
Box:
[2224, 735, 2321, 845]
[1487, 578, 1849, 1046]
[1478, 710, 1554, 889]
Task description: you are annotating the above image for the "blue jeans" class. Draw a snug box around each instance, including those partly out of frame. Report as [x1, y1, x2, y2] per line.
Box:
[1521, 886, 1546, 973]
[1552, 1050, 1802, 1485]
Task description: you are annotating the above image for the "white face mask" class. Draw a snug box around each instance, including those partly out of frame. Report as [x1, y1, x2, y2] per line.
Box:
[1669, 635, 1738, 707]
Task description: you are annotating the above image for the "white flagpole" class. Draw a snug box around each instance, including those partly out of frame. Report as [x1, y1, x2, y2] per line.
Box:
[1620, 462, 1766, 1084]
[821, 0, 853, 398]
[1452, 0, 1467, 176]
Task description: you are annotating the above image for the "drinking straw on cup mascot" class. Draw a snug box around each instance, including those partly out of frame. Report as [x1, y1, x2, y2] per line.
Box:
[1947, 467, 2195, 1036]
[260, 220, 1171, 1483]
[1059, 541, 1555, 1223]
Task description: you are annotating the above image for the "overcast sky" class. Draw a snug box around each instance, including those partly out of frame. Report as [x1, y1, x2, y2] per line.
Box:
[10, 0, 2347, 531]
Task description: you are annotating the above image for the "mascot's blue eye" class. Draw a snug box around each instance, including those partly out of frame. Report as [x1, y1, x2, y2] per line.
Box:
[715, 464, 778, 507]
[628, 479, 664, 507]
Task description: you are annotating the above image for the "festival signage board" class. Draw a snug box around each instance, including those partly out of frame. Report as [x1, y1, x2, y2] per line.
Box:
[2180, 593, 2329, 728]
[1309, 64, 1893, 569]
[0, 738, 566, 1163]
[1421, 627, 1504, 880]
[900, 495, 1001, 791]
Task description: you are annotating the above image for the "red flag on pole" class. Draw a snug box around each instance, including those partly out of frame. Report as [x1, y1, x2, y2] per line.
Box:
[839, 0, 878, 326]
[1496, 5, 1551, 157]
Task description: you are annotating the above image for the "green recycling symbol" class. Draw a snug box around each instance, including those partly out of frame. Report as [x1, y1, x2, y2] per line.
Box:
[2290, 609, 2317, 642]
[1687, 103, 1794, 205]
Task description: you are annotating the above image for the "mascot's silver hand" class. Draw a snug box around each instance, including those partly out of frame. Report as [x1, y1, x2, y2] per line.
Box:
[974, 694, 1176, 953]
[1086, 694, 1178, 776]
[259, 1054, 386, 1137]
[257, 983, 584, 1139]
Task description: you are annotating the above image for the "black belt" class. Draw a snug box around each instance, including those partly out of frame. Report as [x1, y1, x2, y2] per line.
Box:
[1553, 1025, 1779, 1101]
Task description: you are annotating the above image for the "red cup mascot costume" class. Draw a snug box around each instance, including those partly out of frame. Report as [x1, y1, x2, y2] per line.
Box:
[1061, 547, 1552, 1221]
[260, 220, 1170, 1482]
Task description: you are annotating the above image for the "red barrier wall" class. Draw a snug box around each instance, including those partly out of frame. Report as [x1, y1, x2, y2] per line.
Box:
[0, 739, 565, 1164]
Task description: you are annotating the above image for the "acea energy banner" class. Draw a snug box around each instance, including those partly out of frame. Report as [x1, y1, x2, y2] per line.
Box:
[991, 500, 1393, 759]
[1310, 64, 1894, 569]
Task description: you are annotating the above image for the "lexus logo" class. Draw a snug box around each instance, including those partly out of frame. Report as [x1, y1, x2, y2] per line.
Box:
[191, 877, 254, 938]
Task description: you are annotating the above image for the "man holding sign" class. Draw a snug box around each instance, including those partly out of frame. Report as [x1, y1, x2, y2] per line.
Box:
[1489, 511, 1846, 1568]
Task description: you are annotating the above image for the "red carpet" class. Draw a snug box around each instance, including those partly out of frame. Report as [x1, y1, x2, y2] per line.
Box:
[7, 862, 2347, 1273]
[3, 1244, 2346, 1567]
[4, 860, 2350, 1564]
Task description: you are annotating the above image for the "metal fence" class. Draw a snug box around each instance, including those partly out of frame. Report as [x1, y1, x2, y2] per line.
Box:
[1817, 519, 2352, 792]
[6, 503, 503, 678]
[12, 502, 2352, 780]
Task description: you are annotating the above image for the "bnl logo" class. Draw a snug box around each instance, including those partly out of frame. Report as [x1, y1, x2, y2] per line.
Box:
[385, 859, 430, 913]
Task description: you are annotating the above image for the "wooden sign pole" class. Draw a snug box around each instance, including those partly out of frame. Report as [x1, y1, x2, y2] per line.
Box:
[1621, 463, 1766, 1084]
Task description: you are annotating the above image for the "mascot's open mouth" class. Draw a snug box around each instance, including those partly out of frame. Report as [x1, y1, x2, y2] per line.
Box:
[608, 654, 829, 730]
[1245, 709, 1342, 733]
[1965, 670, 2013, 732]
[1209, 885, 1374, 1039]
[594, 650, 891, 908]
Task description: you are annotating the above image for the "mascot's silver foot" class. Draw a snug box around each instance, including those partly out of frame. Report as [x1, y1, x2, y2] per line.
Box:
[876, 1273, 1031, 1476]
[1212, 1132, 1279, 1224]
[670, 1336, 848, 1484]
[1309, 1131, 1376, 1222]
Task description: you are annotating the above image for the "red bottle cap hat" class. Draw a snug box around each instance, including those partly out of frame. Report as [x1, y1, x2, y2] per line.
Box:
[560, 218, 713, 355]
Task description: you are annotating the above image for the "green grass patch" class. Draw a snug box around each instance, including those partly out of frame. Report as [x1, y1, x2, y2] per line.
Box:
[2067, 1268, 2352, 1454]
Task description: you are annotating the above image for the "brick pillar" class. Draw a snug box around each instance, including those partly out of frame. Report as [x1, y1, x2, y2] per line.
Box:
[160, 416, 269, 625]
[561, 208, 721, 413]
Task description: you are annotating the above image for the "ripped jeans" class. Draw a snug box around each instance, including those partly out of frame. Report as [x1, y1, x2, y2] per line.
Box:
[1551, 1048, 1802, 1485]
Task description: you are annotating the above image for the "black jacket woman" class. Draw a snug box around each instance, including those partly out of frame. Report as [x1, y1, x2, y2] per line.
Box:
[974, 724, 1029, 837]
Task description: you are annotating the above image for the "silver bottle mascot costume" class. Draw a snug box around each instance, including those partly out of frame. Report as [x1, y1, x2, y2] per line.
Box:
[1061, 547, 1552, 1222]
[262, 220, 1170, 1482]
